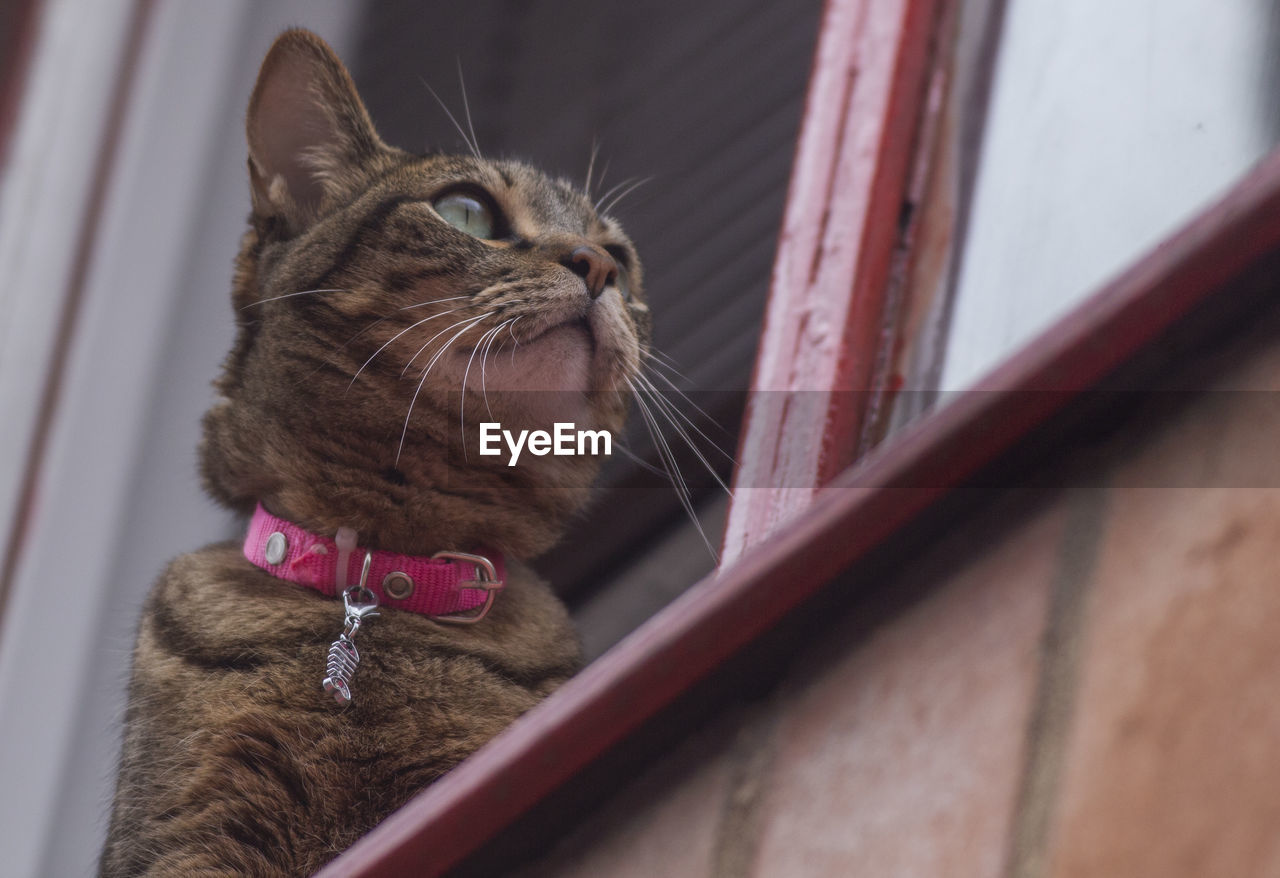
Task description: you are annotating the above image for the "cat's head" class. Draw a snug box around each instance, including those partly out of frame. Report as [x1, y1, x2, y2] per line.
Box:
[200, 29, 650, 558]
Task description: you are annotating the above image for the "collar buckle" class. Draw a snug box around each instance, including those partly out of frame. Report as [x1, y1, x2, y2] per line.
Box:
[431, 550, 502, 625]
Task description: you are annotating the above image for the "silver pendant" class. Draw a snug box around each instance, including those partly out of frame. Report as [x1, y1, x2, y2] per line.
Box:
[322, 552, 379, 705]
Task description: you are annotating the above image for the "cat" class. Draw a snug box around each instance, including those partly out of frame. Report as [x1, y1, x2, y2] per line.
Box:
[99, 28, 648, 877]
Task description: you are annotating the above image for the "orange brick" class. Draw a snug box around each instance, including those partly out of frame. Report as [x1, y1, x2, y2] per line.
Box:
[748, 498, 1061, 878]
[1046, 354, 1280, 877]
[520, 723, 736, 878]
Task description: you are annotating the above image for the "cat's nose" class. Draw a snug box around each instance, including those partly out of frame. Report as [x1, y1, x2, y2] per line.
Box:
[561, 244, 617, 300]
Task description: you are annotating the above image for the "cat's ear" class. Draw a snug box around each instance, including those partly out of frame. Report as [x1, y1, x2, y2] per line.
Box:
[246, 29, 387, 227]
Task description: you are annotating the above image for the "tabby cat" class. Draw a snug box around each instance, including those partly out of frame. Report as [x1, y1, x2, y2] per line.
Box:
[99, 29, 647, 877]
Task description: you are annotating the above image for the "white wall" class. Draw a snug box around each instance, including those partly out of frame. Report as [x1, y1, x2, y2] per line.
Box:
[941, 0, 1280, 390]
[0, 3, 361, 876]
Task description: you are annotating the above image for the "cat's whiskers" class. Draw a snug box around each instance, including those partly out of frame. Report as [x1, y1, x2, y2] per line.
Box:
[349, 304, 474, 390]
[455, 58, 481, 161]
[418, 75, 481, 161]
[397, 311, 495, 463]
[644, 347, 694, 382]
[394, 283, 523, 378]
[475, 339, 505, 425]
[584, 138, 602, 199]
[593, 176, 638, 214]
[479, 317, 513, 420]
[634, 372, 735, 493]
[627, 377, 717, 559]
[593, 158, 613, 204]
[638, 348, 738, 467]
[612, 439, 669, 477]
[401, 311, 492, 379]
[458, 320, 508, 457]
[628, 379, 688, 499]
[240, 288, 349, 309]
[400, 310, 491, 377]
[341, 313, 398, 351]
[344, 286, 525, 388]
[397, 294, 473, 311]
[639, 367, 736, 465]
[598, 176, 653, 217]
[280, 295, 477, 387]
[506, 316, 524, 368]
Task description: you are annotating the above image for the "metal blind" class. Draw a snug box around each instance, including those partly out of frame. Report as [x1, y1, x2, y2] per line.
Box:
[350, 0, 822, 601]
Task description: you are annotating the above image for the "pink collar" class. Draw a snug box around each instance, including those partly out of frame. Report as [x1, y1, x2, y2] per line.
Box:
[243, 503, 505, 624]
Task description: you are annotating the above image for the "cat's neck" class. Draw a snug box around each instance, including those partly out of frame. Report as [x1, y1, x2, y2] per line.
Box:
[241, 426, 595, 560]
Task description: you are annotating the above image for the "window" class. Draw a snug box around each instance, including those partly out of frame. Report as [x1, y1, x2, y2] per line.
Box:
[940, 0, 1280, 390]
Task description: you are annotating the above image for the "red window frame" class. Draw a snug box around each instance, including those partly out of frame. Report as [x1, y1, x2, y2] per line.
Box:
[315, 0, 1280, 873]
[722, 0, 945, 563]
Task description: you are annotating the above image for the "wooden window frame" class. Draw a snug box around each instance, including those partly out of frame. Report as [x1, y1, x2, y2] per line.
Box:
[722, 0, 947, 564]
[317, 0, 1280, 874]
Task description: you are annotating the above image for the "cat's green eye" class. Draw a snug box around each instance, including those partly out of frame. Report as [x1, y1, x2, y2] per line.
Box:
[433, 193, 495, 239]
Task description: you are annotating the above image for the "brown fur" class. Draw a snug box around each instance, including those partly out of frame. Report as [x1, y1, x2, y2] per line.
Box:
[100, 29, 648, 876]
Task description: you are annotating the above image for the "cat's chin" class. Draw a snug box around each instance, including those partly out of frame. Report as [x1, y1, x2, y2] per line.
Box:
[453, 319, 595, 424]
[464, 319, 593, 394]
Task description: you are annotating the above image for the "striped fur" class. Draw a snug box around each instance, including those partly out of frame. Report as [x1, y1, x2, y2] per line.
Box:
[101, 29, 647, 876]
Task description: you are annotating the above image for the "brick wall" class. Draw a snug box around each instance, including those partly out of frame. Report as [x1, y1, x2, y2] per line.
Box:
[511, 313, 1280, 875]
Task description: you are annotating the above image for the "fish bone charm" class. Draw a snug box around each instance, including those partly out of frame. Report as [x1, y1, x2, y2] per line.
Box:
[322, 635, 361, 704]
[322, 583, 379, 705]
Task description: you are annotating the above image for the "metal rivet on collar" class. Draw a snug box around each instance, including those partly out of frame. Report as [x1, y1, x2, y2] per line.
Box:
[264, 531, 288, 565]
[382, 571, 414, 600]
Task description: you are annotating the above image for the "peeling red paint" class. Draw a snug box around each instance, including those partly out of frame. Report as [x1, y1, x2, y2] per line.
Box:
[723, 0, 947, 563]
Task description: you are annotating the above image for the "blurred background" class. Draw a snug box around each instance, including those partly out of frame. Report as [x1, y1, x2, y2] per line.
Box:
[3, 0, 1280, 875]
